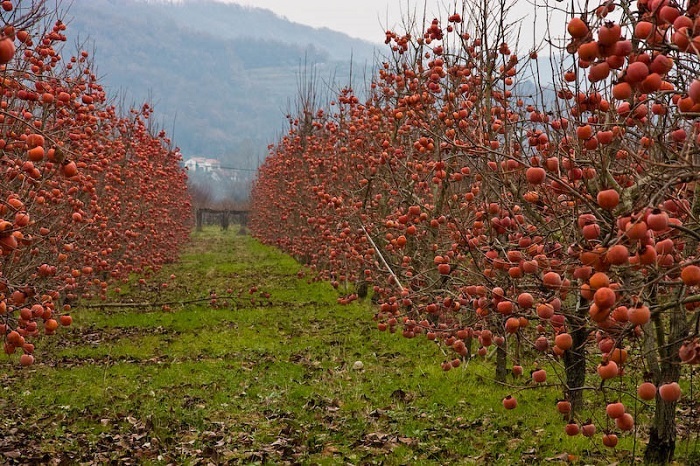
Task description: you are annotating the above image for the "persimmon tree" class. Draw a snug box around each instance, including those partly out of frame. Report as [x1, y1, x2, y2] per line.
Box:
[252, 0, 700, 463]
[1, 0, 192, 365]
[550, 0, 700, 461]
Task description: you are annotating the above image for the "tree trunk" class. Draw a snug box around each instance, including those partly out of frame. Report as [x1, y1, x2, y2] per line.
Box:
[563, 316, 587, 413]
[496, 341, 507, 383]
[464, 336, 473, 360]
[221, 211, 229, 230]
[196, 208, 203, 231]
[563, 296, 587, 413]
[644, 304, 688, 464]
[646, 398, 678, 464]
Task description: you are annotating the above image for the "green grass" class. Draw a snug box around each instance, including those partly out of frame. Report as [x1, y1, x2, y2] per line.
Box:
[1, 227, 698, 464]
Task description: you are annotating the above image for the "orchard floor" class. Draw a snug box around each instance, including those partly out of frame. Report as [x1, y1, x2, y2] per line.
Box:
[1, 227, 699, 465]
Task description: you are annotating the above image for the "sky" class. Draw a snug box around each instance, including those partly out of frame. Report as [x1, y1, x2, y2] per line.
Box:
[215, 0, 406, 44]
[213, 0, 550, 50]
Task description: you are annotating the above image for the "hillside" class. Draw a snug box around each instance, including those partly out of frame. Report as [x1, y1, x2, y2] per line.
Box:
[62, 0, 381, 166]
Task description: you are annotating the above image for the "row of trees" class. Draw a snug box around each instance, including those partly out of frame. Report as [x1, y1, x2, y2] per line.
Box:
[1, 2, 192, 364]
[251, 0, 700, 463]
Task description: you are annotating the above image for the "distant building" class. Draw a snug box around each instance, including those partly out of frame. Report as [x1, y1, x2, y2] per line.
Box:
[184, 157, 221, 172]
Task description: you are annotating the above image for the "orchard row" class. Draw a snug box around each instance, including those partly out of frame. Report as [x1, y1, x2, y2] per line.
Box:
[1, 2, 192, 364]
[251, 0, 700, 463]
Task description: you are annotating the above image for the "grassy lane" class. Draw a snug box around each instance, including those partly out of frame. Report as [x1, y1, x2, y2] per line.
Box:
[1, 227, 695, 465]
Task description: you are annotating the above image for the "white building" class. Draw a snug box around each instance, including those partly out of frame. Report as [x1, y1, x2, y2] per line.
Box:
[184, 157, 221, 172]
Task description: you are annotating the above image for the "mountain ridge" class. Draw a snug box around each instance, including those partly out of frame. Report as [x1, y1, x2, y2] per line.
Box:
[62, 0, 381, 166]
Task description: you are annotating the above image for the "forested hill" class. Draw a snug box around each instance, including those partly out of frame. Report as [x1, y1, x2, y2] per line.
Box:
[63, 0, 381, 166]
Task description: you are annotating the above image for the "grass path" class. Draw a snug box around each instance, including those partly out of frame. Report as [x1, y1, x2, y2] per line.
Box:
[1, 227, 693, 465]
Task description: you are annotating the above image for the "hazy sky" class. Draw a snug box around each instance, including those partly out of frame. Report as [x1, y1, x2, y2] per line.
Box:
[216, 0, 404, 44]
[214, 1, 557, 51]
